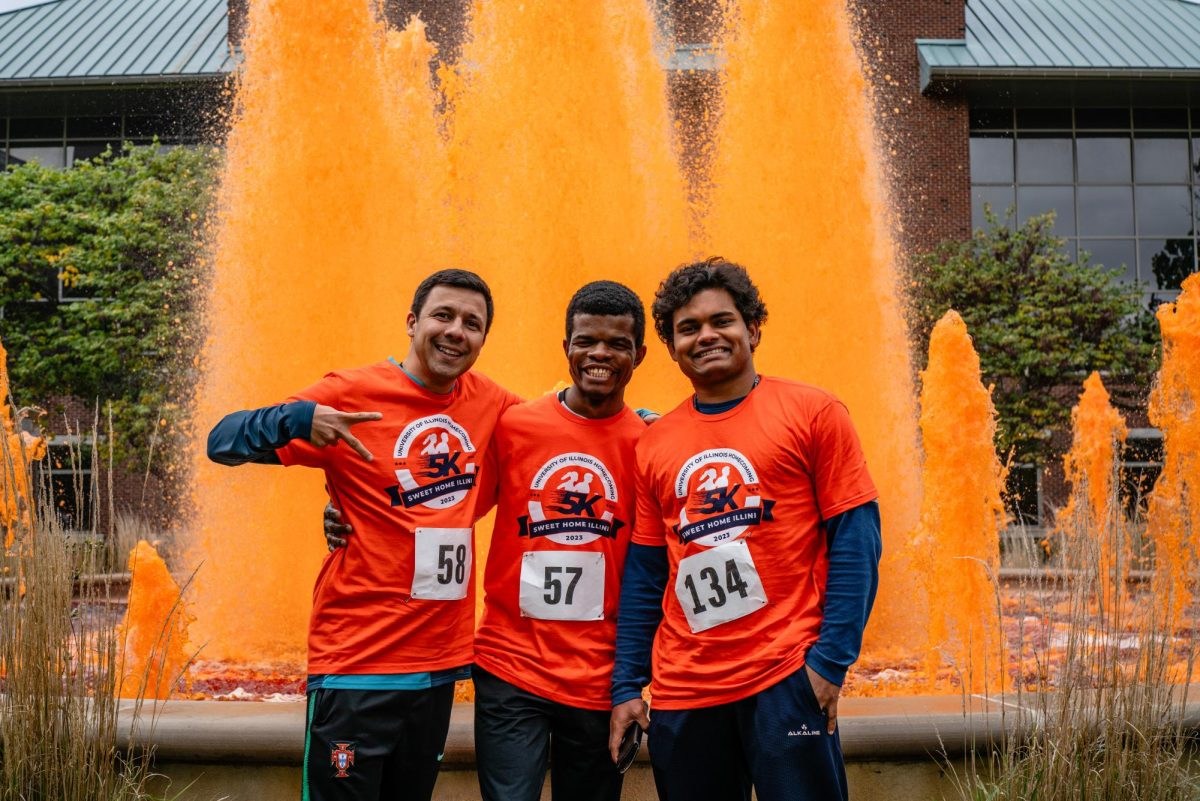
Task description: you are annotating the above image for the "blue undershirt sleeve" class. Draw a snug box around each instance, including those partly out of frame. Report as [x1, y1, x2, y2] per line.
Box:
[805, 500, 882, 687]
[206, 401, 317, 466]
[611, 543, 668, 706]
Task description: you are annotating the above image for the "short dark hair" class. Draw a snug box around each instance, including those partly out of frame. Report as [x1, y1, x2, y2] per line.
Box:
[651, 257, 767, 345]
[565, 281, 646, 348]
[411, 269, 495, 333]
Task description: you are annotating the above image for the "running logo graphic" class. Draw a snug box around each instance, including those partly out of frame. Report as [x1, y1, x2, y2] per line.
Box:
[517, 452, 625, 545]
[384, 415, 477, 509]
[330, 742, 355, 778]
[673, 448, 775, 546]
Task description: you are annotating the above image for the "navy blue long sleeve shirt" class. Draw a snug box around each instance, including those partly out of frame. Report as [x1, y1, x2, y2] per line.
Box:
[611, 500, 881, 705]
[206, 400, 317, 465]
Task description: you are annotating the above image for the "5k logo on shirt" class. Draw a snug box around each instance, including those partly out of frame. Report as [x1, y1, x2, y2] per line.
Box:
[517, 452, 626, 544]
[385, 414, 478, 509]
[673, 449, 775, 547]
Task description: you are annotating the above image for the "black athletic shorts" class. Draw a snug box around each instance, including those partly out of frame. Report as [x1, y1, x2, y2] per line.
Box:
[303, 684, 455, 801]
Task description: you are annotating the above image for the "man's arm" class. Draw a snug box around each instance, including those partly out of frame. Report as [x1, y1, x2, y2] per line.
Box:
[608, 542, 668, 761]
[804, 499, 882, 734]
[207, 402, 316, 465]
[208, 401, 382, 466]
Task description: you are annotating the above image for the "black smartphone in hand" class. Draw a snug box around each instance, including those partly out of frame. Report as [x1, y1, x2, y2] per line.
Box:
[616, 723, 643, 774]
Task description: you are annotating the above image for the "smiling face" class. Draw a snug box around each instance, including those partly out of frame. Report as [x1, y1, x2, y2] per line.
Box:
[666, 287, 760, 391]
[405, 285, 489, 392]
[564, 313, 646, 406]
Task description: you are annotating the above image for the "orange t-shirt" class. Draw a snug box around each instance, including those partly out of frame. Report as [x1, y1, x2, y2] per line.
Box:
[277, 360, 520, 675]
[632, 376, 878, 709]
[473, 393, 644, 709]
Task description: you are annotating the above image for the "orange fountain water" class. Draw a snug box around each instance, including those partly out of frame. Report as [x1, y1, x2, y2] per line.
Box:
[117, 540, 194, 699]
[703, 0, 923, 650]
[0, 338, 45, 551]
[447, 0, 692, 406]
[1057, 372, 1128, 612]
[910, 311, 1005, 691]
[1147, 273, 1200, 622]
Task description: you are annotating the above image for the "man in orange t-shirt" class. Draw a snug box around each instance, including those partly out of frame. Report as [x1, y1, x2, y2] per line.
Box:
[609, 259, 882, 801]
[470, 280, 648, 801]
[207, 269, 520, 801]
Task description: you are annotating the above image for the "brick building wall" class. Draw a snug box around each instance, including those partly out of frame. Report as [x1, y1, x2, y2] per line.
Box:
[847, 0, 970, 259]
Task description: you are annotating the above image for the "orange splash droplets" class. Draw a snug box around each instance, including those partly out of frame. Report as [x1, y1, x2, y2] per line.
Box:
[0, 337, 45, 551]
[704, 0, 923, 651]
[1147, 273, 1200, 621]
[117, 540, 194, 699]
[911, 311, 1005, 691]
[1057, 372, 1128, 612]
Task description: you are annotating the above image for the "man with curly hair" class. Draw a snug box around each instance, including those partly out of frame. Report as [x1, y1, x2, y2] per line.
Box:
[608, 257, 882, 801]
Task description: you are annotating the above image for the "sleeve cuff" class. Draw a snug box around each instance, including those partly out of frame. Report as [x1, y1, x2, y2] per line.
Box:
[805, 646, 848, 687]
[612, 685, 645, 707]
[283, 400, 317, 440]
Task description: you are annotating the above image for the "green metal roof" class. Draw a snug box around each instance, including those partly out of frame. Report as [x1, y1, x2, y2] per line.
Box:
[0, 0, 233, 86]
[918, 0, 1200, 92]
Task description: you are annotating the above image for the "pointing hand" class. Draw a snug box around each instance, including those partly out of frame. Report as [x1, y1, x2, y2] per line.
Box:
[309, 404, 383, 462]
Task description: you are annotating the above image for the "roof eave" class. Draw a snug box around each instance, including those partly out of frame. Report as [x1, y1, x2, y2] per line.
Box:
[921, 65, 1200, 94]
[0, 72, 229, 89]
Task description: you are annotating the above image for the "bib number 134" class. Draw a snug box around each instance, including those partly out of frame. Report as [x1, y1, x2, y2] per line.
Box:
[675, 540, 767, 633]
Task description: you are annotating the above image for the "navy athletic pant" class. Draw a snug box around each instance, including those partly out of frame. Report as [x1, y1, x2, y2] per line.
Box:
[473, 665, 623, 801]
[303, 685, 454, 801]
[647, 666, 848, 801]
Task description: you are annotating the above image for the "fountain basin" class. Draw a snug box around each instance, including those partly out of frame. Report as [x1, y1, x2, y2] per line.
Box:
[100, 689, 1200, 801]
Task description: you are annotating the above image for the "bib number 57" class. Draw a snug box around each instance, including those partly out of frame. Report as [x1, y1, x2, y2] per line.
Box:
[675, 540, 767, 633]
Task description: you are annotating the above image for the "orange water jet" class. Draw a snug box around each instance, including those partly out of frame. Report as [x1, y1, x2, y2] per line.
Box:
[910, 310, 1005, 691]
[1057, 372, 1128, 612]
[704, 0, 923, 651]
[192, 3, 454, 662]
[1147, 273, 1200, 622]
[117, 540, 194, 699]
[0, 337, 45, 551]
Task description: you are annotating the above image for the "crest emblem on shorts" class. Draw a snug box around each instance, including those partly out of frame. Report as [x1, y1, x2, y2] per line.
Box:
[330, 742, 355, 778]
[385, 414, 478, 509]
[673, 448, 775, 547]
[517, 452, 624, 545]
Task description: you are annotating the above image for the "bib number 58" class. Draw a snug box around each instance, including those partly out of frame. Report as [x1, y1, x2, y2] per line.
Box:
[412, 528, 472, 600]
[675, 540, 767, 633]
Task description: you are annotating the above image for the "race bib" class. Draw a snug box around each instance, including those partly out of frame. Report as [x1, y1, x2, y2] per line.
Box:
[674, 540, 767, 633]
[411, 527, 472, 601]
[519, 551, 605, 621]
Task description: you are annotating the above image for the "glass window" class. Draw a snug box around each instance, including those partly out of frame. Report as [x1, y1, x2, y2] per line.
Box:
[972, 186, 1015, 229]
[1017, 186, 1076, 235]
[1141, 238, 1196, 290]
[1134, 135, 1190, 183]
[1133, 108, 1188, 130]
[970, 107, 1014, 130]
[1136, 186, 1193, 236]
[1078, 186, 1135, 236]
[1017, 136, 1073, 183]
[7, 146, 66, 168]
[125, 114, 176, 139]
[9, 117, 63, 139]
[970, 135, 1014, 183]
[1077, 135, 1131, 184]
[1017, 108, 1072, 130]
[1120, 433, 1163, 520]
[1076, 108, 1130, 129]
[1192, 137, 1199, 184]
[66, 143, 117, 164]
[66, 116, 121, 138]
[1079, 238, 1136, 281]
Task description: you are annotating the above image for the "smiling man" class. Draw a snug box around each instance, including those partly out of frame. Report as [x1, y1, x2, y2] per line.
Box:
[206, 269, 520, 801]
[467, 280, 649, 801]
[608, 258, 882, 801]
